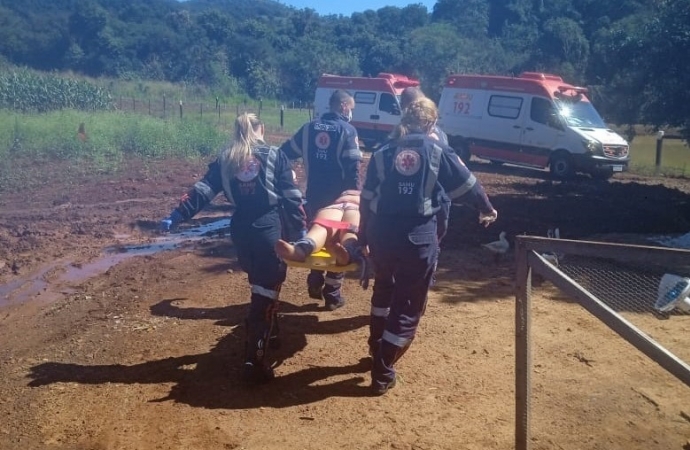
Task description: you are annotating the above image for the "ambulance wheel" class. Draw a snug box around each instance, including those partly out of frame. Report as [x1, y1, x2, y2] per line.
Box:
[550, 151, 574, 179]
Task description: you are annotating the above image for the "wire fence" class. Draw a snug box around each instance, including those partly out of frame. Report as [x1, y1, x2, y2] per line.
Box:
[514, 235, 690, 450]
[114, 95, 313, 134]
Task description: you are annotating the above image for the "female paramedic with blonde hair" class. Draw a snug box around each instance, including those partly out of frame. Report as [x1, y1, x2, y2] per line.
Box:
[160, 113, 307, 384]
[359, 98, 498, 395]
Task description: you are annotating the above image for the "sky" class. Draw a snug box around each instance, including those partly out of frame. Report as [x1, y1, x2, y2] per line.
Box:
[276, 1, 436, 16]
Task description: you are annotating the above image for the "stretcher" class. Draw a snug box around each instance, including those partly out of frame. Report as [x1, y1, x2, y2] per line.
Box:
[282, 217, 360, 272]
[283, 248, 359, 272]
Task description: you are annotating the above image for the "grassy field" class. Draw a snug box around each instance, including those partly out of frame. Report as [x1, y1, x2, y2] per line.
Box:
[629, 134, 689, 177]
[1, 103, 688, 193]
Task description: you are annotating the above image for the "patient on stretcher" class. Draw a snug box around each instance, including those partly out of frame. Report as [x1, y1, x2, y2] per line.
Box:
[275, 190, 360, 266]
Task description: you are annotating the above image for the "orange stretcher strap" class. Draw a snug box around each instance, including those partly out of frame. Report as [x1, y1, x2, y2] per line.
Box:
[283, 248, 359, 272]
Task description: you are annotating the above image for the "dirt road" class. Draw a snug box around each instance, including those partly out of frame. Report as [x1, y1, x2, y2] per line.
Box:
[1, 152, 689, 450]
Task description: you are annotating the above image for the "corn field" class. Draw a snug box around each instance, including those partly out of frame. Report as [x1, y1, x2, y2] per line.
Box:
[0, 69, 114, 113]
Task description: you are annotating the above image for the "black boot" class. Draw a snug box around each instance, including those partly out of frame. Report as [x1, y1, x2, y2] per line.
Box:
[370, 340, 412, 395]
[243, 320, 275, 384]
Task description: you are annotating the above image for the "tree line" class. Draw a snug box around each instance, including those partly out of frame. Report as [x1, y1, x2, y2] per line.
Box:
[0, 0, 688, 140]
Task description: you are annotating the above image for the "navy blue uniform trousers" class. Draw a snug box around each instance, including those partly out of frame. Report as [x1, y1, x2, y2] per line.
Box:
[367, 216, 439, 385]
[231, 209, 285, 361]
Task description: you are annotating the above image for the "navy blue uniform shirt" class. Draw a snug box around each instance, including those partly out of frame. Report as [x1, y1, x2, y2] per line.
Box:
[359, 133, 493, 245]
[174, 143, 306, 240]
[280, 112, 361, 212]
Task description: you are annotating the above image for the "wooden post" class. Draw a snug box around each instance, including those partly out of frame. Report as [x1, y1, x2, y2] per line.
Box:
[655, 130, 664, 170]
[280, 105, 285, 130]
[163, 94, 166, 118]
[179, 100, 183, 120]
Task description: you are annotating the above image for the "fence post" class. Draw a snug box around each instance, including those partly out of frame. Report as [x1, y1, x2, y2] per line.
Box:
[200, 103, 203, 120]
[655, 130, 664, 171]
[258, 97, 263, 119]
[179, 100, 183, 120]
[163, 94, 166, 118]
[148, 98, 151, 115]
[132, 97, 135, 111]
[280, 105, 285, 130]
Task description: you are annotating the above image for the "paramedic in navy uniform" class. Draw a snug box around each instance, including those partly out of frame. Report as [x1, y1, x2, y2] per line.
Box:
[160, 113, 307, 384]
[359, 98, 497, 395]
[280, 89, 362, 311]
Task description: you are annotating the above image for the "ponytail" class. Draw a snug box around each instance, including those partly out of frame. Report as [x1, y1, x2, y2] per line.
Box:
[220, 113, 263, 196]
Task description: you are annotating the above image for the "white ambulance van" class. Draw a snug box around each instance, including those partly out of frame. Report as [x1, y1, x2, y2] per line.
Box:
[313, 73, 420, 149]
[437, 72, 630, 179]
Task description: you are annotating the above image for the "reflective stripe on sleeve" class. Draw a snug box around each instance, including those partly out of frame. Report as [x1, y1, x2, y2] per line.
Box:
[447, 174, 477, 200]
[194, 181, 216, 202]
[265, 147, 279, 205]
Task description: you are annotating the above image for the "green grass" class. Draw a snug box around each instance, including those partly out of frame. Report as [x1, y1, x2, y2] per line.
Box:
[0, 106, 314, 191]
[629, 135, 689, 177]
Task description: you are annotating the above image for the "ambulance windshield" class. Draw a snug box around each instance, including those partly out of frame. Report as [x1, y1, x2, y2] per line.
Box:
[555, 99, 607, 128]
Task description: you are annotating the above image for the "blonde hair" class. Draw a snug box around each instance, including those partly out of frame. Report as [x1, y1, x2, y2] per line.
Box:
[220, 113, 263, 195]
[390, 97, 438, 140]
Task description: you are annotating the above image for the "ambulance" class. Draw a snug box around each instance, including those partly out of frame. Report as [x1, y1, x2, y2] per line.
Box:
[437, 72, 629, 179]
[313, 72, 420, 149]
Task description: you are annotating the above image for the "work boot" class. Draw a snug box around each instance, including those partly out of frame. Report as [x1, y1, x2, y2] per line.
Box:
[323, 273, 345, 310]
[370, 375, 396, 396]
[307, 271, 324, 300]
[370, 340, 410, 395]
[244, 320, 274, 384]
[325, 296, 346, 311]
[242, 360, 275, 384]
[268, 315, 281, 350]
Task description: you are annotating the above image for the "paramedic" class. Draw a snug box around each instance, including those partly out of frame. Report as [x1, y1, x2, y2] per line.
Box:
[280, 90, 362, 310]
[359, 98, 497, 395]
[160, 113, 307, 384]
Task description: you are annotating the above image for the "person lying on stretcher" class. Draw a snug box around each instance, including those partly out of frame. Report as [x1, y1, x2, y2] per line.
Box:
[275, 190, 361, 266]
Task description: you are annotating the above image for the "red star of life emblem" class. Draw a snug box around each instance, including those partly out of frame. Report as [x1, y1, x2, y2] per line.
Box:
[394, 149, 420, 176]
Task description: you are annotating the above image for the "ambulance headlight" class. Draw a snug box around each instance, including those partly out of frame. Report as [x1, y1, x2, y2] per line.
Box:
[582, 138, 602, 155]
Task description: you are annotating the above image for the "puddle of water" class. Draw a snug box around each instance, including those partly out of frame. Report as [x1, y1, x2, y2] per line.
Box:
[0, 218, 232, 307]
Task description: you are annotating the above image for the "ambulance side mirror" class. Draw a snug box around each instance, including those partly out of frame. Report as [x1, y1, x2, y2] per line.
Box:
[392, 104, 401, 115]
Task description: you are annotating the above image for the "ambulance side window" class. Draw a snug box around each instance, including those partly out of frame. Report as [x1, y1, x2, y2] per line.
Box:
[354, 92, 376, 105]
[379, 93, 401, 115]
[530, 97, 563, 130]
[487, 95, 522, 119]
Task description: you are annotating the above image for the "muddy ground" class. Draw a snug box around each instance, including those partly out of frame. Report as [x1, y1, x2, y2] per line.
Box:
[1, 145, 689, 450]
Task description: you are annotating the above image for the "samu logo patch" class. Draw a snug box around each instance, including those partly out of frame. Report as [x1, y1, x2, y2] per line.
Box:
[315, 131, 331, 150]
[236, 156, 261, 182]
[394, 149, 421, 176]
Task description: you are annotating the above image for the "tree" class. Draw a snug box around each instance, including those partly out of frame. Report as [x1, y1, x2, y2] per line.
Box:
[432, 0, 490, 38]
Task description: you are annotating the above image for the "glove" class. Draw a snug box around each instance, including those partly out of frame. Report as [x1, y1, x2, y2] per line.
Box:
[479, 209, 498, 228]
[160, 209, 184, 233]
[358, 254, 374, 290]
[348, 244, 373, 290]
